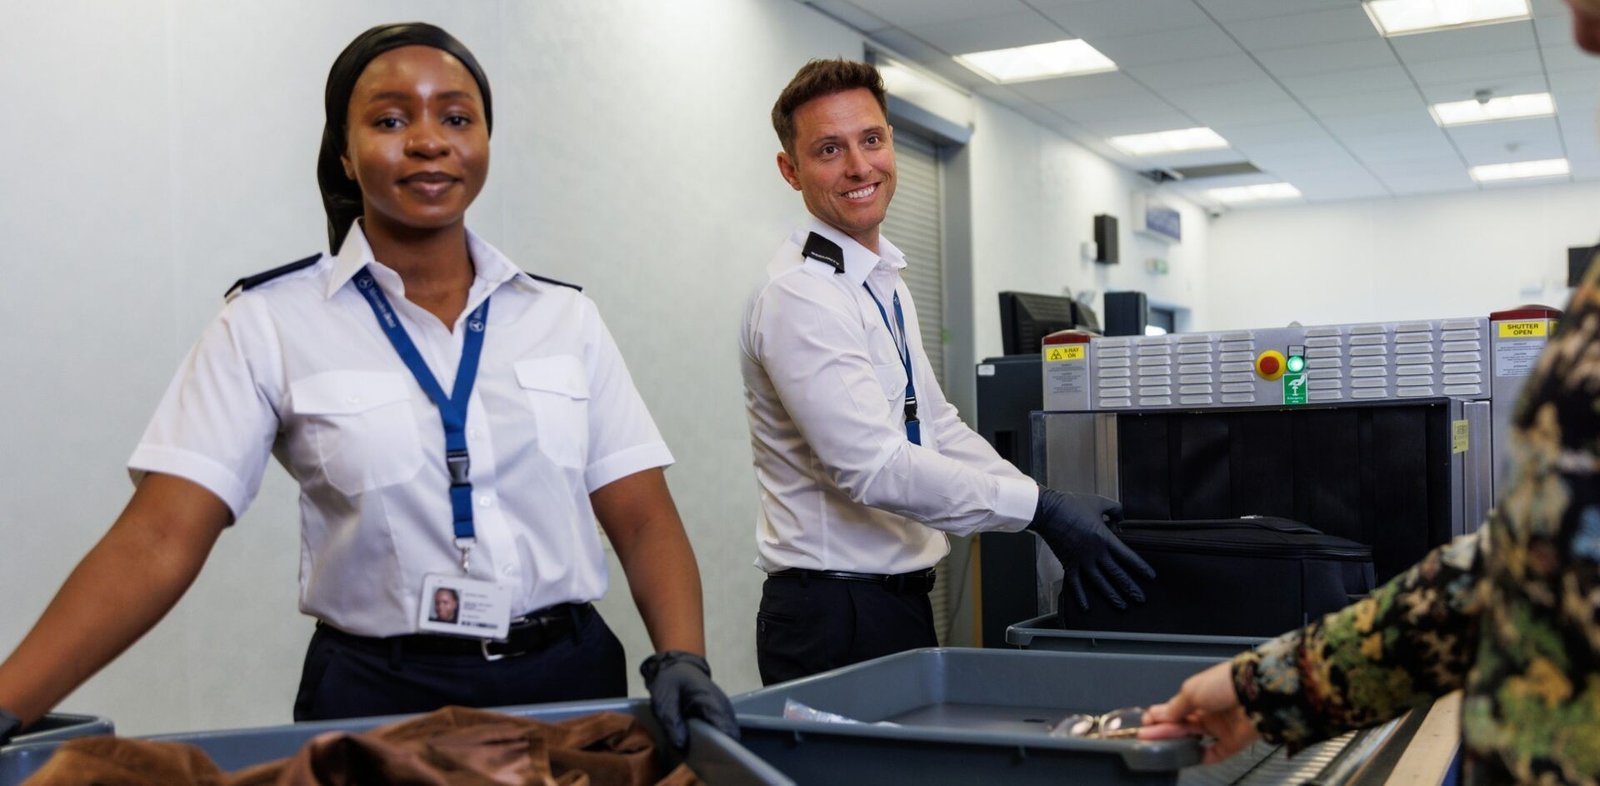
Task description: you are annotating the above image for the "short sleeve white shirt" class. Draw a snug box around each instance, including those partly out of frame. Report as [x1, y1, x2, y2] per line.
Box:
[739, 218, 1038, 575]
[130, 224, 672, 637]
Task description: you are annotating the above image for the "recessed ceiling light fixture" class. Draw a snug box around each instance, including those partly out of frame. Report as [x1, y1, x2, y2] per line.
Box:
[1430, 92, 1555, 126]
[1469, 158, 1569, 182]
[1108, 127, 1230, 156]
[953, 39, 1117, 83]
[1363, 0, 1530, 37]
[1208, 183, 1303, 203]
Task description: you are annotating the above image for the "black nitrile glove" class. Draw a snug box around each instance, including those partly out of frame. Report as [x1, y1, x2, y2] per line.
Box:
[641, 651, 739, 749]
[1027, 488, 1156, 615]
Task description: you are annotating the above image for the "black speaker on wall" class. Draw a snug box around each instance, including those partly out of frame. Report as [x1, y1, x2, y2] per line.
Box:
[1094, 214, 1119, 264]
[1570, 245, 1597, 287]
[1103, 291, 1148, 337]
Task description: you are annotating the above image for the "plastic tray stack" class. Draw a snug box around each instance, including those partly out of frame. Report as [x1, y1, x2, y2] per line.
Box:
[0, 713, 113, 754]
[1006, 612, 1267, 658]
[0, 700, 791, 786]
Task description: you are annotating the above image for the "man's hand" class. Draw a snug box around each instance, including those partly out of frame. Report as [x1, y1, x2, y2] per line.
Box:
[641, 651, 740, 749]
[1027, 488, 1155, 613]
[1138, 661, 1260, 764]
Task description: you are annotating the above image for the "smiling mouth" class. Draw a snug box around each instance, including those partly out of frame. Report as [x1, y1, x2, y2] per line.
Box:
[842, 183, 878, 200]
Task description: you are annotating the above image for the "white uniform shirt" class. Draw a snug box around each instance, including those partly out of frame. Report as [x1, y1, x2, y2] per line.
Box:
[740, 218, 1039, 575]
[130, 225, 672, 637]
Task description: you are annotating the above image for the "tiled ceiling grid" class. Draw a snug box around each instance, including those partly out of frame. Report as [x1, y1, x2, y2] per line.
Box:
[797, 0, 1600, 206]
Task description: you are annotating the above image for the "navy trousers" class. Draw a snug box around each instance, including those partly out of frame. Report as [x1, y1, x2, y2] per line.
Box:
[293, 605, 628, 722]
[755, 573, 937, 686]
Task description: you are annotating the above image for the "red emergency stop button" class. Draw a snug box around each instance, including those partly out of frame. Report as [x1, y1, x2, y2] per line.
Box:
[1256, 350, 1287, 381]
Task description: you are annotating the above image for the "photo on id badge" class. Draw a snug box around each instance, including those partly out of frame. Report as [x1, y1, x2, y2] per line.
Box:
[417, 573, 513, 639]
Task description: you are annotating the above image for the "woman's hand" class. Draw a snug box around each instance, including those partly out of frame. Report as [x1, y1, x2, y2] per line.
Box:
[1137, 660, 1260, 764]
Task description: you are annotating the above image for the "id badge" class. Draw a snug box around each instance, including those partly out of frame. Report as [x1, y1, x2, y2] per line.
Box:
[417, 573, 512, 640]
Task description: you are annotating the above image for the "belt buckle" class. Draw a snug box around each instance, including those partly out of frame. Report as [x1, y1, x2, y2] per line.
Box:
[480, 638, 506, 662]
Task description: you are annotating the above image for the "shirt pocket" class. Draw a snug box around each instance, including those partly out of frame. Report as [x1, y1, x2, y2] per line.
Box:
[290, 371, 424, 495]
[872, 360, 908, 401]
[514, 355, 591, 469]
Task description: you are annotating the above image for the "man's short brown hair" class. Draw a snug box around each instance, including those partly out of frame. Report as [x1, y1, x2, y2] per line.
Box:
[771, 58, 888, 156]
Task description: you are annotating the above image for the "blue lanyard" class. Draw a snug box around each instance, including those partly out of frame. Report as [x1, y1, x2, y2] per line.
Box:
[353, 267, 490, 568]
[862, 283, 920, 446]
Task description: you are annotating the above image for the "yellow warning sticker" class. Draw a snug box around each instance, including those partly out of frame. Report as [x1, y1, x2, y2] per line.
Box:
[1452, 420, 1469, 454]
[1044, 345, 1085, 362]
[1497, 320, 1547, 338]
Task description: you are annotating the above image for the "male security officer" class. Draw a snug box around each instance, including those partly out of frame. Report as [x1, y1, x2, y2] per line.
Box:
[739, 58, 1155, 685]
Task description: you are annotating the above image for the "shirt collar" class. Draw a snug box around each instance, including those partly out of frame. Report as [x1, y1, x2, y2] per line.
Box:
[325, 220, 527, 299]
[798, 217, 906, 286]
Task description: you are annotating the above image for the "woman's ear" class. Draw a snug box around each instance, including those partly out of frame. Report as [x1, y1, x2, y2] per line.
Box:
[341, 154, 355, 180]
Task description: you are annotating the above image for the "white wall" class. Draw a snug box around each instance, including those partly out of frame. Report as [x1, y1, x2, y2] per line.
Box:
[965, 100, 1213, 362]
[0, 0, 1207, 735]
[1206, 180, 1600, 330]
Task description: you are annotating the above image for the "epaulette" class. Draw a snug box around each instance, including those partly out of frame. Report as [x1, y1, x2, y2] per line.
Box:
[224, 254, 321, 300]
[802, 232, 845, 274]
[524, 271, 583, 291]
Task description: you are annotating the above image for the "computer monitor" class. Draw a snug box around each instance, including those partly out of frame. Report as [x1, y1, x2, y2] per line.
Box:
[998, 291, 1097, 355]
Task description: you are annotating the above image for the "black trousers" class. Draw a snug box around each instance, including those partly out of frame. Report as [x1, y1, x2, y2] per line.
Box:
[755, 573, 937, 686]
[294, 605, 627, 722]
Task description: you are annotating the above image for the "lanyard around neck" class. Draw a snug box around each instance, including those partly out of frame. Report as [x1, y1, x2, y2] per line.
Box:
[353, 266, 490, 570]
[862, 282, 920, 446]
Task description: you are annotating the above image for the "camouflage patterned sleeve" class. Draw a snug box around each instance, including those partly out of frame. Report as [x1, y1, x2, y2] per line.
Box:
[1229, 529, 1487, 749]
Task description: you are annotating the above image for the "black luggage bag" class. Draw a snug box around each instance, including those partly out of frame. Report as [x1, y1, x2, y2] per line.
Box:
[1061, 516, 1376, 638]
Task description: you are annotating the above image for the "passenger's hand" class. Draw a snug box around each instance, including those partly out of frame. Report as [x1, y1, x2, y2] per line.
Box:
[641, 651, 740, 749]
[1138, 661, 1259, 764]
[1027, 488, 1155, 613]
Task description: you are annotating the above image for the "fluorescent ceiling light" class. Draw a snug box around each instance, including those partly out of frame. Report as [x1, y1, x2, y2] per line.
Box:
[1429, 92, 1554, 126]
[1208, 183, 1302, 203]
[1108, 127, 1229, 156]
[1469, 158, 1569, 182]
[1363, 0, 1529, 37]
[954, 40, 1117, 83]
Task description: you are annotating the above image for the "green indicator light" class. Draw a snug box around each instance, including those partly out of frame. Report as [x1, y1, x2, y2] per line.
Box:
[1287, 355, 1305, 373]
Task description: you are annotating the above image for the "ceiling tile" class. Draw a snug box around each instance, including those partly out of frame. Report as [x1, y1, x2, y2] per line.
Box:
[1186, 100, 1314, 127]
[1048, 92, 1184, 121]
[844, 0, 1030, 27]
[1299, 88, 1425, 118]
[1367, 155, 1473, 175]
[1161, 78, 1296, 112]
[1382, 172, 1476, 195]
[906, 11, 1067, 54]
[1405, 50, 1545, 86]
[1254, 38, 1400, 78]
[1339, 130, 1459, 160]
[1033, 0, 1213, 39]
[1218, 7, 1379, 49]
[1541, 41, 1600, 72]
[1076, 110, 1203, 136]
[1277, 65, 1413, 97]
[1320, 110, 1439, 137]
[1417, 73, 1553, 102]
[1121, 54, 1271, 89]
[1547, 66, 1600, 93]
[807, 0, 894, 32]
[1213, 118, 1331, 145]
[1006, 70, 1150, 102]
[1195, 0, 1360, 22]
[1532, 0, 1571, 18]
[1388, 21, 1537, 63]
[1232, 138, 1353, 164]
[1085, 24, 1245, 67]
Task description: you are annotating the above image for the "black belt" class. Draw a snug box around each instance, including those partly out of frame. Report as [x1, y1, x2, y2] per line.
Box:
[770, 568, 937, 594]
[319, 602, 591, 661]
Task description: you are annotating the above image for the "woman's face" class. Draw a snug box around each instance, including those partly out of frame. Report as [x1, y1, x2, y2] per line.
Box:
[341, 45, 488, 239]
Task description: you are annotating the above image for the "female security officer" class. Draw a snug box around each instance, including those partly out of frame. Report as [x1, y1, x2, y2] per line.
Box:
[0, 22, 734, 748]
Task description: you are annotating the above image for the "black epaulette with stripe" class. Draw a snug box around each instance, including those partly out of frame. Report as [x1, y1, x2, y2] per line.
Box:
[224, 254, 321, 300]
[524, 271, 582, 291]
